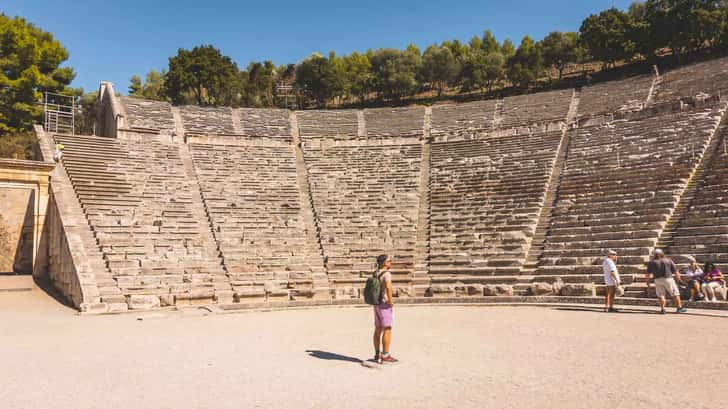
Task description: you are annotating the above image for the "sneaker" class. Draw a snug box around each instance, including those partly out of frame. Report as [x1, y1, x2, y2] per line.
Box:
[380, 354, 398, 363]
[660, 309, 666, 315]
[711, 298, 718, 303]
[374, 353, 381, 363]
[676, 307, 687, 313]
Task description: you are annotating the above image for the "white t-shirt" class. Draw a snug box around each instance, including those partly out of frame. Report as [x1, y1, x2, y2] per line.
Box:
[379, 270, 392, 304]
[683, 267, 703, 279]
[603, 258, 620, 286]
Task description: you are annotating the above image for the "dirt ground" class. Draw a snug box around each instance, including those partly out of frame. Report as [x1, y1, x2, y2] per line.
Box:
[1, 283, 728, 409]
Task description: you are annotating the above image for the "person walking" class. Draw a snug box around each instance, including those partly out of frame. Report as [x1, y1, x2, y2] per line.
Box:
[701, 262, 725, 302]
[603, 250, 621, 312]
[646, 249, 686, 314]
[372, 254, 397, 364]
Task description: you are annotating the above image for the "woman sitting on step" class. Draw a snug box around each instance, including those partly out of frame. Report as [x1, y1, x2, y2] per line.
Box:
[681, 257, 704, 302]
[701, 262, 725, 302]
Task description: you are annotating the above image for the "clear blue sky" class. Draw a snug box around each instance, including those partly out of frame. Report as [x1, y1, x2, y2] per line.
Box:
[3, 0, 632, 94]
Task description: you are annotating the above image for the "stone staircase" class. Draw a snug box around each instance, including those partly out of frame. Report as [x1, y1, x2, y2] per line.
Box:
[656, 114, 726, 252]
[522, 91, 580, 273]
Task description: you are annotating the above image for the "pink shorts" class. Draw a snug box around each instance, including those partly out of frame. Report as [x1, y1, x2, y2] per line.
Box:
[374, 303, 393, 328]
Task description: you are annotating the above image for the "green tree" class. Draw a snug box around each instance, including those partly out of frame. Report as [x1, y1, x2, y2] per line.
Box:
[539, 31, 584, 80]
[460, 50, 505, 93]
[342, 52, 372, 103]
[128, 75, 143, 96]
[0, 15, 75, 136]
[507, 36, 543, 88]
[142, 70, 166, 100]
[501, 39, 517, 60]
[244, 61, 277, 107]
[294, 53, 344, 107]
[421, 45, 460, 95]
[369, 47, 422, 101]
[579, 8, 636, 67]
[164, 45, 240, 106]
[482, 30, 500, 54]
[644, 0, 724, 54]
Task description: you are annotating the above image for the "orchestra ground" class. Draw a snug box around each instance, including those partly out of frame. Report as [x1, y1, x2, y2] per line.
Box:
[1, 283, 727, 409]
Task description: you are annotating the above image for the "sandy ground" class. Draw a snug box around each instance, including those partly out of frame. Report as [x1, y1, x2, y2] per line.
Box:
[2, 283, 728, 409]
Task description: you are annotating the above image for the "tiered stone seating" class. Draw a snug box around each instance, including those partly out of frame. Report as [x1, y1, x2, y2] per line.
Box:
[429, 130, 563, 281]
[179, 106, 236, 135]
[430, 100, 498, 137]
[237, 108, 291, 137]
[668, 126, 728, 265]
[364, 107, 425, 137]
[538, 103, 726, 285]
[303, 143, 423, 287]
[190, 141, 324, 299]
[121, 97, 176, 132]
[501, 89, 573, 127]
[578, 75, 654, 117]
[656, 56, 728, 104]
[54, 134, 228, 305]
[297, 110, 359, 139]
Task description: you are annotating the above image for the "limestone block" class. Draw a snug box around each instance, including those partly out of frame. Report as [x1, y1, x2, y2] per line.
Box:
[127, 295, 161, 310]
[425, 285, 456, 297]
[483, 284, 514, 296]
[560, 283, 596, 297]
[529, 282, 554, 296]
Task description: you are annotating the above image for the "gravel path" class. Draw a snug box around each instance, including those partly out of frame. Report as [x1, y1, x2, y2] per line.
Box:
[1, 287, 727, 409]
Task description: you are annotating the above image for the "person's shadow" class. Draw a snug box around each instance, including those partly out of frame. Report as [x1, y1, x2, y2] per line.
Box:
[306, 350, 363, 363]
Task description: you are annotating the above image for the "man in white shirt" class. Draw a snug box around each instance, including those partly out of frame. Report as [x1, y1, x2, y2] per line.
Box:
[603, 250, 621, 312]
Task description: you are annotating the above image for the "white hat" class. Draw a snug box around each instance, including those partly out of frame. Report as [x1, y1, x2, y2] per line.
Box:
[607, 249, 617, 256]
[654, 249, 664, 255]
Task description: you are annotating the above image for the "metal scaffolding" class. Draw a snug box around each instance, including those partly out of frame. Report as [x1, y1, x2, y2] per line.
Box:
[42, 92, 75, 134]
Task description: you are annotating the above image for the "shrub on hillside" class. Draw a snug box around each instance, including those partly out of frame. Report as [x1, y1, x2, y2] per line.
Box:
[0, 133, 38, 160]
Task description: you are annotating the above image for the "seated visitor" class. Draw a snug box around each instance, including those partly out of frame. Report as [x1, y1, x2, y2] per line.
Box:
[680, 257, 704, 302]
[701, 262, 725, 302]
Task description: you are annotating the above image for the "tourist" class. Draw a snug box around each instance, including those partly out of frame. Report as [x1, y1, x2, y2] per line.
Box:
[372, 254, 397, 364]
[680, 257, 704, 301]
[646, 249, 686, 314]
[53, 143, 64, 162]
[602, 250, 620, 312]
[701, 262, 725, 302]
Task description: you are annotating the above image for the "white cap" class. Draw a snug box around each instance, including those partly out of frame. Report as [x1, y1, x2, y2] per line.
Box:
[654, 249, 664, 255]
[607, 250, 617, 256]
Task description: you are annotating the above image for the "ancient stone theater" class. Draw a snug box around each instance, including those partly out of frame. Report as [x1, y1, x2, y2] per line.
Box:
[11, 56, 728, 313]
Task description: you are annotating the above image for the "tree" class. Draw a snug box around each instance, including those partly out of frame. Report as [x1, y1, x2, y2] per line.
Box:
[342, 52, 372, 103]
[369, 47, 422, 101]
[539, 31, 584, 80]
[164, 45, 240, 106]
[421, 45, 459, 95]
[460, 50, 505, 93]
[142, 70, 166, 100]
[0, 15, 75, 136]
[579, 8, 637, 67]
[507, 36, 543, 88]
[482, 30, 500, 54]
[128, 75, 143, 96]
[245, 61, 277, 107]
[295, 53, 344, 107]
[644, 0, 724, 54]
[501, 39, 517, 60]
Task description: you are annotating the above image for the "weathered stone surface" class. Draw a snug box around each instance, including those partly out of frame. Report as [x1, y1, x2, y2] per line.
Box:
[483, 284, 514, 297]
[529, 282, 554, 296]
[127, 295, 161, 310]
[560, 283, 596, 297]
